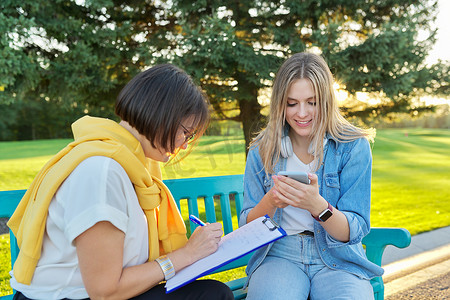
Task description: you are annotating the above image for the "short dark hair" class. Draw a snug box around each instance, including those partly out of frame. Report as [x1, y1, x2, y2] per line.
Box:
[115, 64, 209, 153]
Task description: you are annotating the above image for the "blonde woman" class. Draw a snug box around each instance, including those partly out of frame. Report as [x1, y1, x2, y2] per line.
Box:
[239, 53, 383, 299]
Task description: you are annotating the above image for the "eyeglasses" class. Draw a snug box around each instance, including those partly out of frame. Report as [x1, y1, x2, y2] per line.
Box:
[180, 123, 196, 143]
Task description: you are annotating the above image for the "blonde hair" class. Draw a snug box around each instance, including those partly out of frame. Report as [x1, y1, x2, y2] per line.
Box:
[250, 52, 375, 173]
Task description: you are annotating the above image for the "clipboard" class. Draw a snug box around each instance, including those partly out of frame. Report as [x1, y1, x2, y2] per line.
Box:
[165, 215, 286, 293]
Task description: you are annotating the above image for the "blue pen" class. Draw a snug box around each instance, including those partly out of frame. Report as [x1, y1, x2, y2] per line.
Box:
[189, 215, 206, 226]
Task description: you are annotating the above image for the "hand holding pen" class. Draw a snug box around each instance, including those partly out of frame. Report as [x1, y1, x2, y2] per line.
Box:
[189, 215, 206, 226]
[185, 215, 223, 261]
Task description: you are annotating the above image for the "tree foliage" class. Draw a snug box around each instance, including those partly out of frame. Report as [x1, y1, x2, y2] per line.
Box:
[168, 0, 448, 150]
[0, 0, 174, 139]
[0, 0, 448, 145]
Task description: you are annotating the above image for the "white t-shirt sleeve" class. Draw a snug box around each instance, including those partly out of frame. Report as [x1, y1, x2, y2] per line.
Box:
[55, 156, 133, 245]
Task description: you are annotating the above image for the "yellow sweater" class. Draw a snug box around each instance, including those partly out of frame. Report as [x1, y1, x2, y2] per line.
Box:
[7, 116, 187, 285]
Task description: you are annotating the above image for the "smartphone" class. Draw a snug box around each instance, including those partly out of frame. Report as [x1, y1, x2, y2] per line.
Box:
[277, 171, 310, 184]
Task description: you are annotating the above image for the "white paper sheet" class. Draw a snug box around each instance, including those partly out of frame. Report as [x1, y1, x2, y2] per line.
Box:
[165, 216, 286, 293]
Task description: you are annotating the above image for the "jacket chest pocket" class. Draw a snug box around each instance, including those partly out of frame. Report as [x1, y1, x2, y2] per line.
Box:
[263, 177, 272, 193]
[324, 172, 340, 203]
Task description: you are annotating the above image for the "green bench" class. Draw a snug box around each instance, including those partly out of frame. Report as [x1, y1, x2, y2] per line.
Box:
[0, 174, 411, 300]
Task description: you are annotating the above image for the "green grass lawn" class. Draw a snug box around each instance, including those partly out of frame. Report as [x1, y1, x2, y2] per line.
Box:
[0, 235, 11, 297]
[0, 136, 246, 190]
[370, 129, 450, 234]
[0, 128, 449, 296]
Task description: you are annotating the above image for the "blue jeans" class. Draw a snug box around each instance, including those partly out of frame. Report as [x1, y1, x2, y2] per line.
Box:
[246, 235, 374, 300]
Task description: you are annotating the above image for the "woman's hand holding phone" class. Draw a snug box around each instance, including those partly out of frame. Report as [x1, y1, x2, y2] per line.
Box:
[273, 171, 328, 214]
[277, 171, 310, 184]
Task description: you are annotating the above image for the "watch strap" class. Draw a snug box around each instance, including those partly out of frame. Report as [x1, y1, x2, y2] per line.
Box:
[312, 201, 333, 222]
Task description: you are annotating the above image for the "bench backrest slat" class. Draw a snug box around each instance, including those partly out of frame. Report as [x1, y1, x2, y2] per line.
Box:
[164, 174, 244, 235]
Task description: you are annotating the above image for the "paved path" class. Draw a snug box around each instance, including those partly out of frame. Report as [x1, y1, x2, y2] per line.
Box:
[382, 226, 450, 299]
[386, 270, 450, 299]
[0, 218, 8, 234]
[382, 226, 450, 265]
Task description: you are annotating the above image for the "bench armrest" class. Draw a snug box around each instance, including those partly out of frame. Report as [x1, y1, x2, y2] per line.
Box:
[362, 227, 411, 266]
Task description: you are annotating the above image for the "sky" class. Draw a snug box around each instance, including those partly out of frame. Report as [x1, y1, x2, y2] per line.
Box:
[421, 0, 449, 104]
[426, 0, 450, 65]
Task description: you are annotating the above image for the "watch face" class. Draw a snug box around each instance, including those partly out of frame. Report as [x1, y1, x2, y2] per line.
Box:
[319, 209, 333, 222]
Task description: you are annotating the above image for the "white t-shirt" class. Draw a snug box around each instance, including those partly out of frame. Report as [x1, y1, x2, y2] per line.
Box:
[10, 156, 149, 299]
[281, 153, 315, 235]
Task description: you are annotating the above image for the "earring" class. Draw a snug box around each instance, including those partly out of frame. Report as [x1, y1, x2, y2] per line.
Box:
[280, 135, 293, 158]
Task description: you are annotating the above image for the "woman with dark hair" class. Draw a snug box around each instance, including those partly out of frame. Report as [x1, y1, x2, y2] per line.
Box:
[8, 64, 233, 300]
[240, 53, 382, 299]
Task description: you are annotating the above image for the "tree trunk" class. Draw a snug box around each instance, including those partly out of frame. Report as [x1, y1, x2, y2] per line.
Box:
[238, 88, 263, 157]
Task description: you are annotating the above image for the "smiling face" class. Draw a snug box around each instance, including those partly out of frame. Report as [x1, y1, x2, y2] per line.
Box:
[285, 78, 318, 142]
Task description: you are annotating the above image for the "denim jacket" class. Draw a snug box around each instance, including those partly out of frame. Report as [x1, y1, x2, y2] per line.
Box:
[239, 134, 384, 284]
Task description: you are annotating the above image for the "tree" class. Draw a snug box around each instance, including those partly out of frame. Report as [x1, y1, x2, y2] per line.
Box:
[0, 0, 175, 139]
[1, 0, 448, 145]
[167, 0, 448, 151]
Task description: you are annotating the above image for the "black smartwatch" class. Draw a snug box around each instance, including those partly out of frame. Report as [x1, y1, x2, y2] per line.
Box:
[312, 202, 333, 222]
